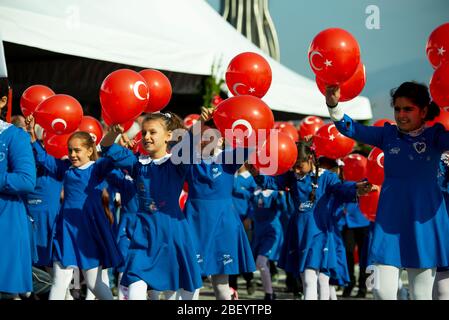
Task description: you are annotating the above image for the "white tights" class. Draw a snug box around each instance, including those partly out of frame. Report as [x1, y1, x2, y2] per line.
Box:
[371, 264, 436, 300]
[433, 271, 449, 300]
[211, 274, 232, 300]
[49, 262, 113, 300]
[128, 280, 199, 300]
[256, 255, 273, 294]
[300, 269, 330, 300]
[85, 269, 110, 300]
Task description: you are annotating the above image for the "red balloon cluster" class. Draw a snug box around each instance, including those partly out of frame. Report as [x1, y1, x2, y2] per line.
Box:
[308, 28, 361, 85]
[274, 122, 299, 142]
[213, 95, 274, 148]
[20, 85, 55, 117]
[366, 147, 384, 185]
[251, 131, 298, 176]
[225, 52, 272, 98]
[373, 118, 395, 127]
[430, 62, 449, 108]
[359, 187, 381, 222]
[426, 23, 449, 69]
[78, 116, 104, 145]
[183, 114, 200, 129]
[313, 123, 355, 159]
[43, 133, 71, 159]
[342, 153, 367, 181]
[139, 69, 172, 113]
[102, 110, 134, 132]
[298, 116, 324, 139]
[427, 108, 449, 130]
[34, 94, 83, 135]
[100, 69, 148, 125]
[316, 61, 366, 102]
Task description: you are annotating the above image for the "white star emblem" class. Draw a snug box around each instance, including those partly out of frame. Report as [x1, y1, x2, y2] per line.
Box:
[248, 87, 256, 93]
[438, 46, 446, 56]
[329, 134, 335, 141]
[324, 59, 333, 67]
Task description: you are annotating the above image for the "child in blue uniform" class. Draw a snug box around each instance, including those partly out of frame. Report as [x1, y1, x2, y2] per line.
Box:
[183, 108, 256, 300]
[248, 188, 287, 300]
[326, 82, 449, 300]
[0, 79, 36, 295]
[247, 141, 372, 300]
[101, 112, 203, 300]
[26, 116, 122, 300]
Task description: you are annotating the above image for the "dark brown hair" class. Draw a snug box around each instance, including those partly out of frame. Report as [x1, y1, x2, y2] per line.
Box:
[142, 112, 185, 132]
[101, 188, 114, 225]
[296, 140, 320, 204]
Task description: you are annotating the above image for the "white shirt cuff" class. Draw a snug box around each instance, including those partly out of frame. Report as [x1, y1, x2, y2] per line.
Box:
[328, 104, 344, 121]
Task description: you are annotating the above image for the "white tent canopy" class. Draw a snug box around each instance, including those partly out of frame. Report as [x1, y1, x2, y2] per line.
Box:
[0, 0, 372, 119]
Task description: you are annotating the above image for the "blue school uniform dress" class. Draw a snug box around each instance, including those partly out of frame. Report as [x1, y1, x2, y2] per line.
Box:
[333, 114, 449, 268]
[249, 189, 286, 261]
[25, 143, 63, 267]
[31, 142, 123, 270]
[106, 169, 139, 273]
[184, 149, 256, 276]
[232, 171, 257, 219]
[437, 154, 449, 272]
[101, 144, 203, 292]
[0, 121, 36, 294]
[255, 169, 355, 281]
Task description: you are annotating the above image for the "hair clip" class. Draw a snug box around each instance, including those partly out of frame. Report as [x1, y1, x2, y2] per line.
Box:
[164, 113, 172, 119]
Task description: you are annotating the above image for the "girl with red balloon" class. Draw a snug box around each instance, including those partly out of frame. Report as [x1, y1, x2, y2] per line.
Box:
[246, 141, 373, 300]
[0, 78, 37, 296]
[100, 112, 203, 300]
[326, 82, 449, 300]
[25, 116, 123, 300]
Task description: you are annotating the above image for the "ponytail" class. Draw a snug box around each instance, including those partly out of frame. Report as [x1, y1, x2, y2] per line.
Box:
[426, 101, 440, 121]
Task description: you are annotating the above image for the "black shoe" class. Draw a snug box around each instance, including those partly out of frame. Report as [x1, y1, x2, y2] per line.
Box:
[355, 289, 366, 298]
[342, 286, 354, 298]
[246, 280, 256, 296]
[264, 293, 276, 300]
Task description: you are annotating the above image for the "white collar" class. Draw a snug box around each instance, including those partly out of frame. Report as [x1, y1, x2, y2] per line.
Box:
[254, 189, 274, 197]
[0, 120, 11, 135]
[138, 153, 172, 165]
[239, 171, 251, 179]
[295, 168, 325, 180]
[72, 161, 95, 170]
[398, 125, 426, 137]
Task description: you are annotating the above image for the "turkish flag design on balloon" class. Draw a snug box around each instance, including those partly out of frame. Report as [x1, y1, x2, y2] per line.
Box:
[251, 131, 298, 176]
[373, 118, 395, 127]
[274, 122, 299, 142]
[183, 114, 200, 129]
[226, 52, 272, 98]
[139, 69, 172, 113]
[316, 61, 366, 102]
[213, 95, 274, 148]
[308, 28, 361, 85]
[298, 116, 324, 139]
[100, 69, 148, 125]
[44, 133, 71, 159]
[342, 153, 367, 182]
[430, 62, 449, 108]
[313, 123, 355, 159]
[34, 94, 83, 135]
[427, 108, 449, 130]
[359, 186, 381, 222]
[78, 116, 104, 145]
[20, 85, 55, 117]
[426, 23, 449, 69]
[366, 147, 384, 185]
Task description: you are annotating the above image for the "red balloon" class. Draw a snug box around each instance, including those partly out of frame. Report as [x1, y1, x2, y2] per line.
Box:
[131, 131, 149, 155]
[212, 95, 223, 107]
[78, 116, 104, 145]
[252, 132, 298, 175]
[316, 61, 366, 102]
[213, 95, 274, 148]
[426, 23, 449, 69]
[100, 69, 148, 125]
[298, 116, 325, 139]
[20, 85, 55, 117]
[34, 94, 83, 135]
[308, 28, 361, 85]
[342, 153, 367, 181]
[373, 118, 395, 127]
[139, 69, 172, 113]
[179, 190, 188, 211]
[274, 122, 299, 142]
[427, 108, 449, 130]
[430, 63, 449, 108]
[183, 114, 200, 129]
[359, 186, 381, 222]
[226, 52, 272, 98]
[366, 147, 384, 185]
[44, 133, 71, 159]
[313, 123, 355, 159]
[102, 110, 134, 132]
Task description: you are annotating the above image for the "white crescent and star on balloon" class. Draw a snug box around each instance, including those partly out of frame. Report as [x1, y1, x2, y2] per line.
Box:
[133, 81, 149, 101]
[231, 119, 254, 136]
[309, 50, 333, 71]
[51, 118, 67, 131]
